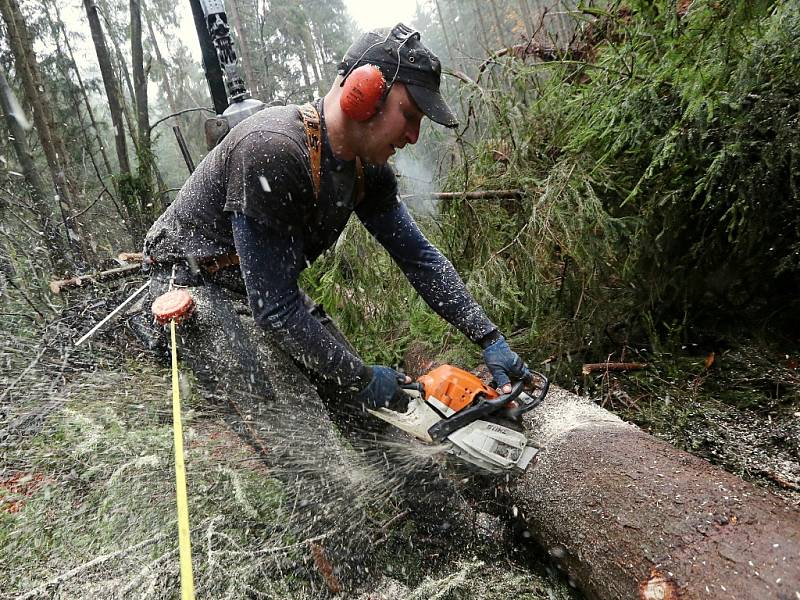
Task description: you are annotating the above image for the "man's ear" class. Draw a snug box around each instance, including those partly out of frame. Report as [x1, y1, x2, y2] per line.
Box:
[340, 65, 388, 121]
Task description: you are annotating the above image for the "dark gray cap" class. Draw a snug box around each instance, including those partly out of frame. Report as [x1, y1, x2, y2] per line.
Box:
[339, 23, 458, 128]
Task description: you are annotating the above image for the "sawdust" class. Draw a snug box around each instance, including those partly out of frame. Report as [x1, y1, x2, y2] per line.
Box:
[525, 384, 630, 447]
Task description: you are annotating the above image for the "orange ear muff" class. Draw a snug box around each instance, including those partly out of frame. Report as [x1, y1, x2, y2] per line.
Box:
[340, 64, 386, 121]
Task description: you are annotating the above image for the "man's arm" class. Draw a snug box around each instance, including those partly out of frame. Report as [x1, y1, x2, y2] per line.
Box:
[359, 201, 502, 348]
[360, 202, 532, 390]
[231, 213, 369, 387]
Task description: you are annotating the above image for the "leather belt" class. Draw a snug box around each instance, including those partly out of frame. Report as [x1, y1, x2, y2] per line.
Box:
[200, 252, 240, 274]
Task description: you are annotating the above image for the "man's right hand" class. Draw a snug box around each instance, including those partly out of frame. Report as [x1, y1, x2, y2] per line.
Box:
[356, 365, 411, 410]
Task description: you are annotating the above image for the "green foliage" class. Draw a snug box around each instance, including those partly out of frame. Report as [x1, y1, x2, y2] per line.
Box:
[114, 146, 159, 246]
[562, 0, 800, 322]
[304, 0, 800, 373]
[230, 0, 354, 102]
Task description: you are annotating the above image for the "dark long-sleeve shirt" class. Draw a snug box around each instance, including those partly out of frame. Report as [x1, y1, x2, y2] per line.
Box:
[145, 100, 497, 387]
[232, 200, 497, 386]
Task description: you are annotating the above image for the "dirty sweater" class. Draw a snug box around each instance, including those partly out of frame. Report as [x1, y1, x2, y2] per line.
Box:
[144, 100, 497, 386]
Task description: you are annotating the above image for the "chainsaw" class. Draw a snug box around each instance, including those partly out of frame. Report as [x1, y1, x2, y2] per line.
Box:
[368, 364, 549, 473]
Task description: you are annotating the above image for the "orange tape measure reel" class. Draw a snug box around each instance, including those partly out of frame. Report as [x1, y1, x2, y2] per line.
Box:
[152, 289, 195, 325]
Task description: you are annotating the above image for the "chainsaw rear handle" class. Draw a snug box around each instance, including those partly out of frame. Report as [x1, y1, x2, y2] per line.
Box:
[484, 371, 549, 412]
[427, 373, 550, 442]
[427, 380, 525, 442]
[401, 382, 425, 394]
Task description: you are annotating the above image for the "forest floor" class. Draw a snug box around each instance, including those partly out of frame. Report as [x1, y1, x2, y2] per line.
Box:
[0, 284, 580, 600]
[1, 280, 798, 599]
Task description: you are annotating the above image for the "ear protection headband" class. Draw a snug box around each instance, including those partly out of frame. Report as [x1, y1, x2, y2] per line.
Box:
[339, 27, 420, 121]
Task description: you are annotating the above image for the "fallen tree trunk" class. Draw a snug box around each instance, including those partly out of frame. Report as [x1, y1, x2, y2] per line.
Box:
[508, 386, 800, 599]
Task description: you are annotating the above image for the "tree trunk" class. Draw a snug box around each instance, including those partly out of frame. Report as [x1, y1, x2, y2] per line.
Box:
[433, 0, 455, 63]
[0, 67, 67, 272]
[0, 0, 85, 263]
[94, 0, 139, 146]
[143, 8, 179, 118]
[297, 48, 312, 90]
[50, 1, 113, 177]
[472, 0, 492, 51]
[488, 0, 506, 46]
[84, 0, 130, 175]
[129, 0, 156, 240]
[299, 23, 321, 93]
[130, 0, 149, 155]
[505, 386, 800, 599]
[143, 3, 198, 176]
[517, 0, 534, 39]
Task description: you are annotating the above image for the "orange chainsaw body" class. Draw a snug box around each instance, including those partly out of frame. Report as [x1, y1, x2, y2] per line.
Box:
[417, 364, 498, 413]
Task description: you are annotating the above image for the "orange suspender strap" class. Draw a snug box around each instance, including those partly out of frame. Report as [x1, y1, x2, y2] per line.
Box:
[299, 102, 365, 205]
[298, 103, 322, 199]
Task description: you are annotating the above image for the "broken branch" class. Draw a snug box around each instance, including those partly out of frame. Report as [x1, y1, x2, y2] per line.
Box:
[49, 264, 141, 294]
[582, 362, 648, 375]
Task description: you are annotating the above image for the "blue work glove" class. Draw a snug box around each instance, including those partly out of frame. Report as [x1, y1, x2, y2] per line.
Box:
[483, 337, 530, 393]
[356, 365, 411, 410]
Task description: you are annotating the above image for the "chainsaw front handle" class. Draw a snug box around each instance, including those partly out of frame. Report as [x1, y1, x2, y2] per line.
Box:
[508, 371, 550, 417]
[486, 380, 526, 407]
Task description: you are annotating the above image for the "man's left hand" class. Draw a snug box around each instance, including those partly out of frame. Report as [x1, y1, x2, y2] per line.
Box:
[483, 338, 530, 394]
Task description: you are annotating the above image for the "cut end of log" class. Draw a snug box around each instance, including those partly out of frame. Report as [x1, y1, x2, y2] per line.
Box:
[49, 277, 82, 295]
[639, 569, 679, 599]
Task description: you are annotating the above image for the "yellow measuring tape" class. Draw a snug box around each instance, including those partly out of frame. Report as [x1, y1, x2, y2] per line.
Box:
[170, 319, 196, 600]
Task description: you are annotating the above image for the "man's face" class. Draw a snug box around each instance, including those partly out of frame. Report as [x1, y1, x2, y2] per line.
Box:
[360, 82, 424, 165]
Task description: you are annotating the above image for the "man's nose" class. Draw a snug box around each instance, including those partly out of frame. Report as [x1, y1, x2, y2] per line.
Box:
[406, 122, 420, 145]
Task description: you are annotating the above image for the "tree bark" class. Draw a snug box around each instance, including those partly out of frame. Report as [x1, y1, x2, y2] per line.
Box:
[130, 0, 149, 157]
[0, 67, 67, 272]
[517, 0, 534, 39]
[143, 7, 179, 119]
[95, 0, 139, 146]
[297, 49, 312, 90]
[129, 0, 157, 237]
[472, 0, 492, 51]
[505, 386, 800, 599]
[488, 0, 506, 46]
[299, 21, 321, 93]
[83, 0, 130, 174]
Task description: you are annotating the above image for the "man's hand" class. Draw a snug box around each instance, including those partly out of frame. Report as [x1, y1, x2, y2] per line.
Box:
[356, 365, 412, 410]
[482, 338, 530, 394]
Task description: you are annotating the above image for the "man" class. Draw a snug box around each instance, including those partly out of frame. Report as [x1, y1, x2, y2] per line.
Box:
[144, 24, 529, 410]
